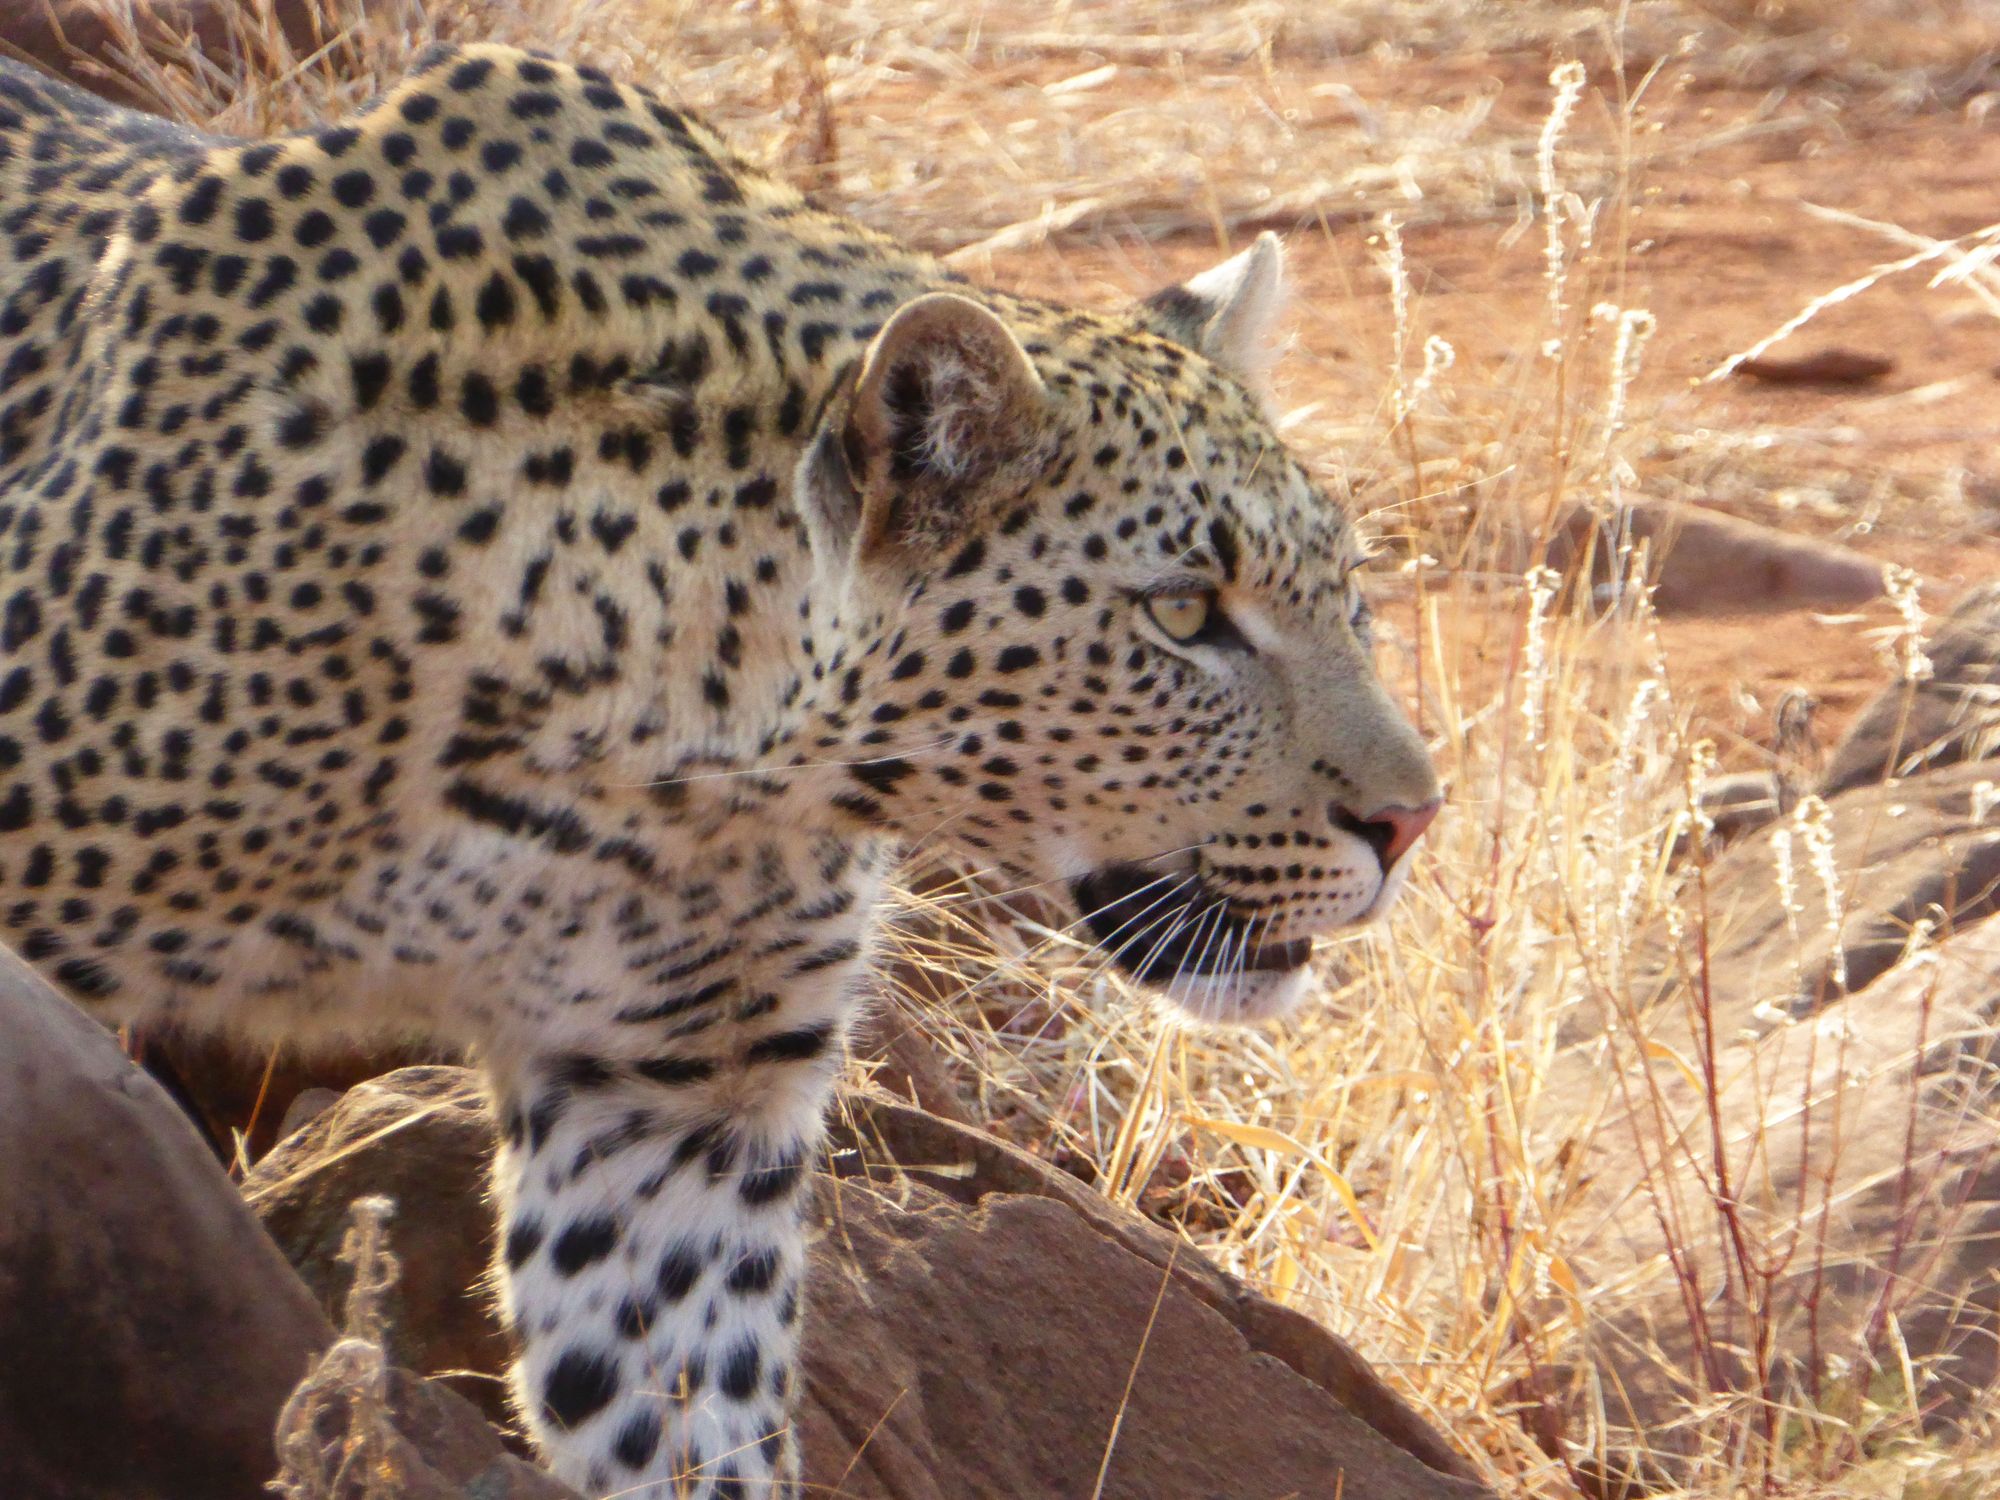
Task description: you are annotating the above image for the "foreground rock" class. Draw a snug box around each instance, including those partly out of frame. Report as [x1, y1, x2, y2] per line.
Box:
[0, 944, 330, 1500]
[0, 947, 573, 1500]
[256, 1065, 1489, 1499]
[1552, 500, 1884, 614]
[273, 1339, 578, 1500]
[813, 1099, 1486, 1498]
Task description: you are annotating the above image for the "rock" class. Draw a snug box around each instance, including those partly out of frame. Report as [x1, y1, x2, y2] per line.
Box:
[0, 0, 322, 108]
[1695, 767, 1785, 845]
[255, 1066, 1488, 1498]
[1675, 759, 2000, 1021]
[0, 947, 577, 1499]
[244, 1067, 513, 1429]
[799, 1190, 1479, 1499]
[359, 1367, 579, 1499]
[1552, 501, 1885, 614]
[815, 1099, 1490, 1498]
[1567, 916, 2000, 1448]
[1550, 751, 2000, 1457]
[1733, 347, 1896, 386]
[1822, 581, 2000, 796]
[278, 1364, 577, 1499]
[269, 1197, 576, 1500]
[0, 942, 334, 1500]
[131, 1023, 445, 1163]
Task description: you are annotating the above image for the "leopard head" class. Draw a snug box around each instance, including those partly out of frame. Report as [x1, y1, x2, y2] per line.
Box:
[799, 236, 1439, 1023]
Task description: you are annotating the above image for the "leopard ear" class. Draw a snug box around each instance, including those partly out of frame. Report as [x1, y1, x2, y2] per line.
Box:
[1139, 232, 1287, 388]
[800, 293, 1049, 561]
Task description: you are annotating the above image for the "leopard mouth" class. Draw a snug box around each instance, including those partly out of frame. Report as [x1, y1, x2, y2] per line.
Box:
[1071, 863, 1313, 986]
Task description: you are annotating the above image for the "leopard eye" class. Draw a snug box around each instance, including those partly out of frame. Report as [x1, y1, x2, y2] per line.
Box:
[1146, 590, 1215, 642]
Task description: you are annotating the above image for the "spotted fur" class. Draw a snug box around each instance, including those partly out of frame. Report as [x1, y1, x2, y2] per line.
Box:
[0, 44, 1439, 1498]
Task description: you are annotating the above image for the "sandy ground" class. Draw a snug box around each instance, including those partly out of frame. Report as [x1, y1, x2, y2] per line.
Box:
[966, 40, 2000, 767]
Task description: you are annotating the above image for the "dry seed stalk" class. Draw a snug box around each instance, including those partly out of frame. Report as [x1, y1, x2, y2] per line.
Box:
[269, 1196, 401, 1500]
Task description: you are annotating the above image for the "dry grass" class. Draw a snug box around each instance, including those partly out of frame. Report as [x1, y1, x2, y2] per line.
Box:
[50, 1, 2000, 1496]
[271, 1196, 401, 1500]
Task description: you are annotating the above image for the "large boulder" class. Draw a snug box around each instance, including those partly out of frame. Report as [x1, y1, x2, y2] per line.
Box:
[0, 944, 574, 1500]
[0, 944, 332, 1500]
[813, 1098, 1487, 1498]
[248, 1065, 1490, 1499]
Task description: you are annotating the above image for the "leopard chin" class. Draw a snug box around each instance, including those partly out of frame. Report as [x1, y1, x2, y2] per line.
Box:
[1161, 961, 1316, 1026]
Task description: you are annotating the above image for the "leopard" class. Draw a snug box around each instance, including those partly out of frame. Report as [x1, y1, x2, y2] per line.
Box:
[0, 41, 1441, 1499]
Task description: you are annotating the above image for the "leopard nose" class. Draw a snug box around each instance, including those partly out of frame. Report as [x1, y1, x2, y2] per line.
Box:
[1329, 798, 1441, 872]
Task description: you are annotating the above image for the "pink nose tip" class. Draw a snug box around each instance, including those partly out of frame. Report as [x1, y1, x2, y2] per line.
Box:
[1330, 798, 1442, 872]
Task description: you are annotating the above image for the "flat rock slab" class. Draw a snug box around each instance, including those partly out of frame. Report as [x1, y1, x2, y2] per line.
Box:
[1548, 747, 2000, 1460]
[1567, 916, 2000, 1447]
[1678, 759, 2000, 1022]
[809, 1103, 1490, 1500]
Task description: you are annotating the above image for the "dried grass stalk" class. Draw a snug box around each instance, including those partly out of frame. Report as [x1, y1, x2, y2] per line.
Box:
[269, 1196, 402, 1500]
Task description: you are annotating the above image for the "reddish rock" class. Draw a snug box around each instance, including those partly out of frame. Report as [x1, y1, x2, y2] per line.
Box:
[1678, 759, 2000, 1016]
[0, 944, 332, 1500]
[244, 1068, 513, 1429]
[363, 1368, 578, 1499]
[814, 1098, 1489, 1497]
[279, 1364, 576, 1499]
[0, 952, 572, 1500]
[0, 0, 322, 108]
[0, 947, 575, 1499]
[252, 1066, 1488, 1499]
[1733, 347, 1896, 386]
[1568, 917, 2000, 1450]
[798, 1188, 1485, 1499]
[1553, 501, 1885, 614]
[270, 1199, 575, 1500]
[1550, 755, 2000, 1460]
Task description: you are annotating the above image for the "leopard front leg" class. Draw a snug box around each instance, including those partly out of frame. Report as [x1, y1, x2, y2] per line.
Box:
[491, 1059, 827, 1499]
